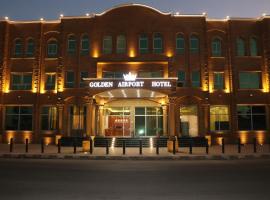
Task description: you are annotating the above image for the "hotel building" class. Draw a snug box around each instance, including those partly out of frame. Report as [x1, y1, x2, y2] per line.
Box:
[0, 4, 270, 145]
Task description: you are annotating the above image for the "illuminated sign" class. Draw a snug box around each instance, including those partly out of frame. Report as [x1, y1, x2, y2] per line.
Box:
[87, 72, 176, 89]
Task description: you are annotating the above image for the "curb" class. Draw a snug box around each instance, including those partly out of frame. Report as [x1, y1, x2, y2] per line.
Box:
[0, 153, 270, 161]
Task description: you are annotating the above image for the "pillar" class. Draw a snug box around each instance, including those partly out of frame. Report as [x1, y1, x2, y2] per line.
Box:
[98, 105, 105, 136]
[162, 105, 167, 136]
[168, 97, 177, 137]
[86, 98, 93, 137]
[201, 104, 210, 137]
[57, 104, 64, 135]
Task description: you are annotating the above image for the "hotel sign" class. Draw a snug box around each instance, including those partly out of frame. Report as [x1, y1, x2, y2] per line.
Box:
[86, 72, 176, 89]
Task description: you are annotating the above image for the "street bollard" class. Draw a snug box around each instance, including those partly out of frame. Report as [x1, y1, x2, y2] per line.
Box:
[173, 139, 176, 155]
[238, 138, 241, 153]
[189, 140, 193, 154]
[73, 140, 77, 154]
[25, 139, 29, 153]
[222, 138, 225, 154]
[41, 139, 44, 154]
[139, 139, 142, 155]
[206, 139, 209, 154]
[123, 140, 126, 155]
[89, 138, 93, 154]
[9, 138, 14, 153]
[106, 139, 109, 155]
[156, 138, 159, 155]
[253, 138, 257, 153]
[58, 139, 61, 153]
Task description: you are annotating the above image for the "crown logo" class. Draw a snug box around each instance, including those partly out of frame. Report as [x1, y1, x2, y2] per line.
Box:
[123, 72, 137, 81]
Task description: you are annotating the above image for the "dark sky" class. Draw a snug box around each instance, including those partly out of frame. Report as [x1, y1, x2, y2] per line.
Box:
[1, 0, 270, 20]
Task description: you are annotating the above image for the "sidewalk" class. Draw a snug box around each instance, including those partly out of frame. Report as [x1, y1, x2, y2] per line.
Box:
[0, 144, 270, 160]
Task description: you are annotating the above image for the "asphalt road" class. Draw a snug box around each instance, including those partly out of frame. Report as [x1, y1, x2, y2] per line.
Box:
[0, 159, 269, 200]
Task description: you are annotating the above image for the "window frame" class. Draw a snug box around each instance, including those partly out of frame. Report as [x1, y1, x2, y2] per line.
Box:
[211, 37, 222, 57]
[139, 34, 149, 54]
[26, 38, 35, 57]
[190, 35, 199, 54]
[81, 35, 89, 55]
[10, 72, 32, 90]
[116, 35, 126, 54]
[41, 106, 58, 131]
[153, 33, 163, 54]
[239, 71, 261, 89]
[5, 106, 33, 131]
[65, 71, 75, 88]
[213, 72, 225, 90]
[67, 35, 76, 54]
[236, 37, 246, 56]
[47, 40, 58, 58]
[45, 73, 56, 91]
[103, 35, 112, 54]
[176, 34, 185, 55]
[14, 39, 23, 57]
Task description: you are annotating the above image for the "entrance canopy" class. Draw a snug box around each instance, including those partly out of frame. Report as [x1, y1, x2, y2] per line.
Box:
[94, 88, 167, 98]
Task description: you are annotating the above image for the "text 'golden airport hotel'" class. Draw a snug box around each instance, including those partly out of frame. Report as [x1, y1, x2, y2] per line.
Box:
[0, 4, 270, 145]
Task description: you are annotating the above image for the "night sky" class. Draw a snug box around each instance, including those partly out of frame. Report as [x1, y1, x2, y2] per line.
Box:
[0, 0, 270, 20]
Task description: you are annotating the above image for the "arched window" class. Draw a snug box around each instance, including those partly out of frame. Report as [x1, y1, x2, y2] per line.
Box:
[26, 39, 35, 57]
[14, 39, 22, 56]
[190, 35, 199, 53]
[176, 34, 184, 54]
[103, 35, 112, 54]
[139, 34, 148, 54]
[211, 37, 222, 57]
[236, 37, 245, 56]
[67, 35, 76, 54]
[47, 39, 58, 58]
[81, 35, 89, 55]
[153, 33, 163, 54]
[116, 35, 126, 54]
[250, 37, 258, 56]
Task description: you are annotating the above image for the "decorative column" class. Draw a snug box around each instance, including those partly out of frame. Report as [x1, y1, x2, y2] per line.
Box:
[86, 97, 93, 137]
[201, 104, 210, 137]
[98, 105, 105, 136]
[162, 105, 168, 136]
[168, 97, 177, 137]
[57, 103, 64, 135]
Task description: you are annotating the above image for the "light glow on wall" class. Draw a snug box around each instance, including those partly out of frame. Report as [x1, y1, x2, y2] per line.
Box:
[129, 48, 136, 57]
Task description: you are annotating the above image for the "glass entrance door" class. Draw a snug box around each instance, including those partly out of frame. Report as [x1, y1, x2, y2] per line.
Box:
[104, 107, 131, 136]
[180, 106, 198, 137]
[135, 107, 163, 137]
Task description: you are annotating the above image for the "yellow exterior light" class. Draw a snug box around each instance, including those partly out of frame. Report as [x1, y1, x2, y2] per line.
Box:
[129, 48, 136, 57]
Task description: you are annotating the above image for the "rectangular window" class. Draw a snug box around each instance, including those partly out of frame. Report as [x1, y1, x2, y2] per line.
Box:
[69, 105, 86, 131]
[5, 106, 33, 130]
[80, 71, 88, 88]
[237, 105, 266, 130]
[45, 73, 56, 90]
[116, 36, 126, 54]
[11, 73, 32, 90]
[191, 71, 200, 87]
[176, 37, 185, 54]
[103, 71, 124, 79]
[210, 106, 229, 131]
[177, 71, 186, 87]
[239, 72, 261, 89]
[214, 72, 224, 90]
[68, 39, 76, 54]
[48, 43, 58, 57]
[103, 36, 112, 54]
[65, 71, 75, 88]
[135, 107, 163, 137]
[137, 71, 163, 78]
[153, 37, 163, 54]
[41, 106, 58, 130]
[139, 36, 148, 54]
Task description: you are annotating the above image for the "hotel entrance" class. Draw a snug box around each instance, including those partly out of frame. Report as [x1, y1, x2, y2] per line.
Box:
[95, 89, 168, 137]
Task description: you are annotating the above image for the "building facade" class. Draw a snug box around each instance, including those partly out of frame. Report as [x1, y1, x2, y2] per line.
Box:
[0, 4, 270, 144]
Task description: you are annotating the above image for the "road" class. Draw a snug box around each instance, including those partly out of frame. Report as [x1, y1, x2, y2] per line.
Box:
[0, 159, 269, 200]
